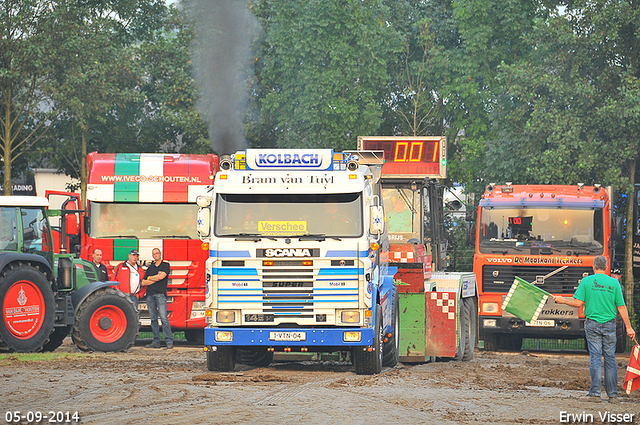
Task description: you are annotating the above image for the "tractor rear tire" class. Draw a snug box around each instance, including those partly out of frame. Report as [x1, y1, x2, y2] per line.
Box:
[382, 285, 399, 367]
[0, 264, 55, 352]
[207, 347, 236, 371]
[236, 347, 274, 367]
[454, 297, 468, 361]
[72, 287, 139, 352]
[42, 325, 72, 352]
[353, 304, 383, 375]
[462, 298, 477, 361]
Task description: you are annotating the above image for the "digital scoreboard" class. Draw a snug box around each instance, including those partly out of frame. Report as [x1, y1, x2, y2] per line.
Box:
[357, 136, 447, 178]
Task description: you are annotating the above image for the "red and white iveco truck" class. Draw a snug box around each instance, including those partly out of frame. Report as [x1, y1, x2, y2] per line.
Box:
[82, 152, 218, 342]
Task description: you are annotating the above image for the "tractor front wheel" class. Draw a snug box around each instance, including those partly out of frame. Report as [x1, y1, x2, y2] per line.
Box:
[72, 287, 139, 352]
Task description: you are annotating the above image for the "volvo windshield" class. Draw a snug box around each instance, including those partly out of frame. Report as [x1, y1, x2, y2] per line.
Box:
[479, 206, 604, 254]
[215, 193, 363, 238]
[89, 202, 199, 239]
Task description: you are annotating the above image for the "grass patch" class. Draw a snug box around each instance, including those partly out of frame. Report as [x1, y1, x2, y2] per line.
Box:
[138, 331, 186, 341]
[0, 352, 85, 366]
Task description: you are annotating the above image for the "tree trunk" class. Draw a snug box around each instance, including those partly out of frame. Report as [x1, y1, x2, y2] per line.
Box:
[3, 87, 12, 196]
[625, 158, 636, 322]
[3, 154, 11, 196]
[80, 130, 88, 207]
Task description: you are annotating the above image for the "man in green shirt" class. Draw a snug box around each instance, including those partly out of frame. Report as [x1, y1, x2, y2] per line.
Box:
[553, 256, 635, 403]
[386, 198, 413, 233]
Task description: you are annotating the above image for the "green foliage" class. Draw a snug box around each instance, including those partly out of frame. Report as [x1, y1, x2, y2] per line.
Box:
[252, 0, 403, 150]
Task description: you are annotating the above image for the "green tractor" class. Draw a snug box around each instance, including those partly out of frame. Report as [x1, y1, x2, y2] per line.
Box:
[0, 195, 138, 352]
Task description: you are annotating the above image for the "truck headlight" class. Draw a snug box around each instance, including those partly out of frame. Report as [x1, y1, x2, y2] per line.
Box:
[340, 310, 360, 323]
[482, 302, 499, 313]
[215, 331, 233, 342]
[483, 319, 498, 328]
[192, 301, 206, 310]
[216, 310, 236, 323]
[343, 331, 361, 342]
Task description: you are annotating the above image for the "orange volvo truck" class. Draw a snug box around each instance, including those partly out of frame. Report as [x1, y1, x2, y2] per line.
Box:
[474, 183, 624, 351]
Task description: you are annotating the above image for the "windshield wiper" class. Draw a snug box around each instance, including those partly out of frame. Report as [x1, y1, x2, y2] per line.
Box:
[109, 235, 138, 239]
[298, 233, 326, 241]
[226, 233, 276, 241]
[150, 235, 190, 239]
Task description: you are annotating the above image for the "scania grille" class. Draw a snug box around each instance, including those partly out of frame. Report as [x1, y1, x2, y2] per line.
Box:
[482, 265, 592, 294]
[262, 267, 315, 318]
[217, 265, 360, 320]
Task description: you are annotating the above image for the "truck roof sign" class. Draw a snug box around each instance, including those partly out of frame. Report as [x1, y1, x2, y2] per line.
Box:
[244, 149, 334, 171]
[357, 136, 446, 178]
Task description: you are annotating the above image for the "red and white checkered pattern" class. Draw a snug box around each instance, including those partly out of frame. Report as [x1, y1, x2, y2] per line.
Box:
[392, 251, 415, 262]
[430, 292, 456, 320]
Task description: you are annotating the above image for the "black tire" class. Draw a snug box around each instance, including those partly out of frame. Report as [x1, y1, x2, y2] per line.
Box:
[0, 264, 55, 352]
[503, 335, 522, 351]
[463, 298, 477, 361]
[454, 296, 467, 361]
[42, 326, 72, 352]
[185, 329, 205, 345]
[483, 333, 499, 351]
[72, 287, 139, 352]
[236, 347, 274, 367]
[353, 304, 383, 375]
[615, 314, 626, 353]
[207, 346, 236, 371]
[383, 286, 399, 367]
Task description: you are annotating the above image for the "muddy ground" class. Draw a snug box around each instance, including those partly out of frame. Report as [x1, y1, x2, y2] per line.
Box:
[1, 339, 639, 425]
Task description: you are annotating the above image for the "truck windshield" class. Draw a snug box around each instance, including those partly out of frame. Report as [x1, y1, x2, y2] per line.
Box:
[381, 187, 421, 243]
[215, 193, 363, 238]
[479, 206, 604, 253]
[89, 202, 199, 239]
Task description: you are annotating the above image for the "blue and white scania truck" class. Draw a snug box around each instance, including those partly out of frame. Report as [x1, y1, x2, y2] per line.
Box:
[195, 149, 398, 374]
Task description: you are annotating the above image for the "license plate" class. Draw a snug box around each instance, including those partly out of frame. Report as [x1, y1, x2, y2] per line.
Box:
[525, 320, 554, 327]
[269, 331, 306, 341]
[138, 303, 148, 311]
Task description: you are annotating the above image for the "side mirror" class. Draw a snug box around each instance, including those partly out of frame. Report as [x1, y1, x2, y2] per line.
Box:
[466, 221, 476, 247]
[196, 195, 212, 208]
[370, 205, 384, 234]
[197, 207, 211, 238]
[65, 213, 79, 236]
[465, 208, 476, 222]
[613, 216, 623, 242]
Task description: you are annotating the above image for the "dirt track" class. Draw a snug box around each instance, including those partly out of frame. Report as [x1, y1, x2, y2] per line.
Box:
[2, 339, 639, 425]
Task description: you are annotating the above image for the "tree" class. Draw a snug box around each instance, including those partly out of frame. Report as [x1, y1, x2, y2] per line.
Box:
[490, 2, 640, 316]
[251, 0, 403, 151]
[0, 0, 60, 194]
[40, 0, 169, 203]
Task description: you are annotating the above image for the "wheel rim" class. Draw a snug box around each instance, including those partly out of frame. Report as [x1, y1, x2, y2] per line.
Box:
[89, 305, 127, 343]
[2, 280, 46, 339]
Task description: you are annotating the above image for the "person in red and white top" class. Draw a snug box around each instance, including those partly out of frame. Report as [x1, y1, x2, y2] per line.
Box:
[113, 249, 143, 307]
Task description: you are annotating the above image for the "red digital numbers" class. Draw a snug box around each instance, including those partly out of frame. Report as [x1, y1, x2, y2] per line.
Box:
[358, 137, 446, 178]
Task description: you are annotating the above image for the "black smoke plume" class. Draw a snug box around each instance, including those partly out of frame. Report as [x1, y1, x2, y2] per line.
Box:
[189, 0, 257, 155]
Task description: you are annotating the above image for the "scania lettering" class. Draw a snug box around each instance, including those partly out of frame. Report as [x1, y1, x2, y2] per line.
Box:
[197, 149, 395, 374]
[472, 183, 624, 351]
[79, 153, 218, 344]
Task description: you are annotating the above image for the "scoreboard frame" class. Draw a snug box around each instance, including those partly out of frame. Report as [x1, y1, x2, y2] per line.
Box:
[357, 136, 447, 179]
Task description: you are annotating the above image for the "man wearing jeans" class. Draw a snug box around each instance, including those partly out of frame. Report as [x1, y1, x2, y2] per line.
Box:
[553, 255, 635, 403]
[141, 248, 174, 349]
